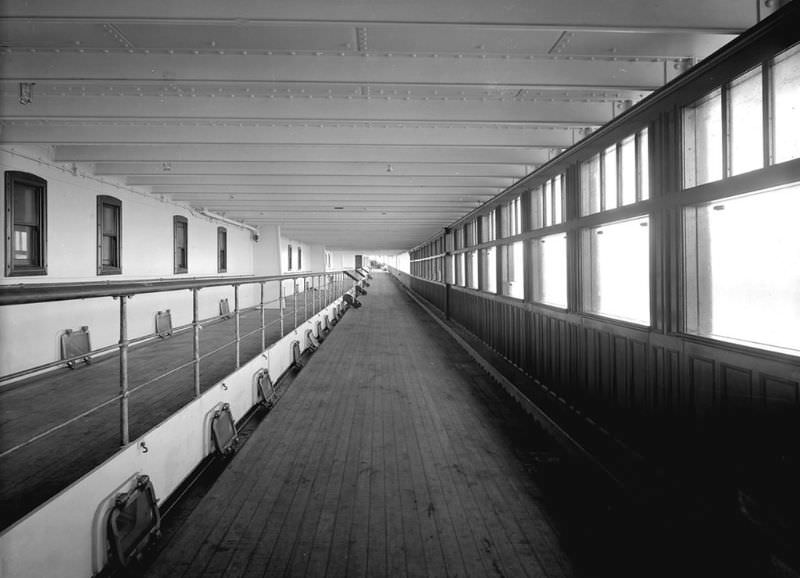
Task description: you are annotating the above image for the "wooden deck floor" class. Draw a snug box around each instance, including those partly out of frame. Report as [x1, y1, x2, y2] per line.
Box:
[0, 293, 320, 531]
[143, 273, 574, 578]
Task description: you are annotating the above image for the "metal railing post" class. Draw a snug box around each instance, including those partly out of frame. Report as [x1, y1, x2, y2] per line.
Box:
[279, 281, 285, 337]
[234, 284, 240, 369]
[303, 277, 308, 320]
[260, 282, 266, 351]
[193, 288, 200, 397]
[119, 295, 130, 446]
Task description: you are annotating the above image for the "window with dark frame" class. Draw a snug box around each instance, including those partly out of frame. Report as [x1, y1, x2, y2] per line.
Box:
[298, 246, 302, 270]
[288, 244, 293, 270]
[173, 216, 188, 274]
[97, 195, 121, 275]
[217, 227, 227, 273]
[5, 171, 47, 277]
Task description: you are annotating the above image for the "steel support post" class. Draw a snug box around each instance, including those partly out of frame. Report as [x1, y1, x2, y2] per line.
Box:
[193, 288, 201, 397]
[260, 282, 266, 351]
[234, 284, 241, 369]
[119, 295, 130, 446]
[279, 281, 285, 337]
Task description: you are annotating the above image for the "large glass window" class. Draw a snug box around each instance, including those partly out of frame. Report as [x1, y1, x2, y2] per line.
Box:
[173, 216, 188, 273]
[468, 251, 479, 289]
[773, 43, 800, 164]
[581, 129, 648, 214]
[729, 66, 764, 176]
[5, 171, 47, 277]
[580, 155, 601, 215]
[684, 182, 800, 353]
[481, 247, 497, 293]
[532, 233, 567, 308]
[456, 252, 465, 287]
[683, 89, 723, 188]
[502, 197, 522, 237]
[603, 144, 618, 211]
[482, 210, 496, 242]
[531, 175, 565, 228]
[97, 195, 121, 275]
[582, 216, 650, 325]
[501, 242, 524, 299]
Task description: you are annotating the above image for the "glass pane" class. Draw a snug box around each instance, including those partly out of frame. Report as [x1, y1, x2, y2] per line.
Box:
[102, 205, 118, 235]
[603, 145, 618, 210]
[482, 247, 497, 293]
[543, 181, 552, 226]
[532, 233, 567, 308]
[621, 135, 637, 205]
[530, 186, 544, 230]
[553, 175, 563, 224]
[584, 217, 650, 325]
[686, 181, 800, 353]
[13, 186, 38, 224]
[469, 251, 479, 289]
[580, 154, 601, 215]
[13, 226, 33, 263]
[774, 43, 800, 164]
[502, 242, 525, 299]
[639, 128, 650, 200]
[683, 89, 723, 188]
[102, 235, 117, 266]
[458, 253, 465, 286]
[729, 66, 764, 176]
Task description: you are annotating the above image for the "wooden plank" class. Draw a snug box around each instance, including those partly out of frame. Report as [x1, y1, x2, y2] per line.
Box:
[140, 274, 573, 578]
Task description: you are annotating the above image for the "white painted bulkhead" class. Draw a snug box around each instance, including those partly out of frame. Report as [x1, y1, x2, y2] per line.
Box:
[0, 146, 329, 377]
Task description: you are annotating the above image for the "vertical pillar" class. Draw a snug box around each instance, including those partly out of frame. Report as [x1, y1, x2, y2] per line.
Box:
[234, 284, 241, 369]
[119, 295, 130, 446]
[193, 288, 200, 397]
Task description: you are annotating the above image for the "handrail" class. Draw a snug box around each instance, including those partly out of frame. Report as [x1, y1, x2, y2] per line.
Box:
[0, 269, 348, 306]
[0, 270, 348, 474]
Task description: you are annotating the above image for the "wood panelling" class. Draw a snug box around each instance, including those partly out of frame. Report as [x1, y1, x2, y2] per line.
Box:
[440, 284, 799, 458]
[690, 356, 715, 415]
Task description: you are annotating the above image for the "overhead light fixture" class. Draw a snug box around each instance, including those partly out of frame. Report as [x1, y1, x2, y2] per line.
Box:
[386, 163, 393, 173]
[161, 162, 172, 172]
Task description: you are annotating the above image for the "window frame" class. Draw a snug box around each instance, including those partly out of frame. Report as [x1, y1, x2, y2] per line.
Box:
[97, 195, 122, 276]
[173, 215, 188, 274]
[287, 243, 293, 270]
[5, 171, 47, 277]
[217, 226, 227, 273]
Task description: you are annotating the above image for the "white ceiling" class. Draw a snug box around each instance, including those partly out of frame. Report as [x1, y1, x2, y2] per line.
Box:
[0, 0, 764, 251]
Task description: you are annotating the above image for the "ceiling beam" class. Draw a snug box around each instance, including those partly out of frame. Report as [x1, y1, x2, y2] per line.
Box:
[51, 144, 550, 164]
[2, 123, 577, 147]
[126, 174, 514, 187]
[4, 52, 667, 91]
[93, 162, 528, 177]
[0, 0, 755, 32]
[0, 94, 616, 126]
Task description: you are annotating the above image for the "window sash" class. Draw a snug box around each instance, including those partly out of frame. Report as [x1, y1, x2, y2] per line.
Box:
[5, 171, 47, 276]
